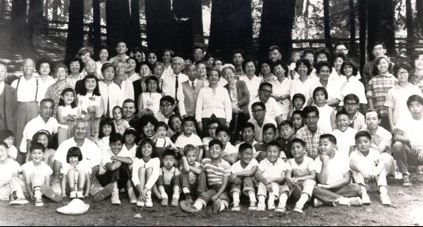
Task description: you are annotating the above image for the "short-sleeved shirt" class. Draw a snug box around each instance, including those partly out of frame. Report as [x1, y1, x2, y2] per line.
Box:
[159, 167, 180, 185]
[231, 159, 259, 174]
[315, 152, 350, 185]
[384, 84, 422, 125]
[364, 126, 392, 153]
[396, 117, 423, 152]
[290, 77, 319, 105]
[367, 74, 398, 117]
[350, 148, 382, 174]
[248, 117, 277, 142]
[0, 159, 21, 199]
[258, 158, 287, 179]
[53, 138, 102, 168]
[239, 75, 261, 102]
[222, 142, 237, 157]
[100, 148, 134, 175]
[180, 161, 201, 185]
[286, 156, 316, 178]
[316, 104, 334, 133]
[20, 115, 59, 153]
[60, 160, 92, 175]
[249, 97, 283, 122]
[296, 126, 327, 158]
[175, 134, 203, 149]
[201, 158, 231, 186]
[332, 127, 357, 161]
[234, 141, 260, 158]
[340, 76, 368, 105]
[21, 161, 53, 178]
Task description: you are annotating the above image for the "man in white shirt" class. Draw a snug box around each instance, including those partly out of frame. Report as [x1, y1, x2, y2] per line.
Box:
[161, 57, 188, 102]
[20, 99, 58, 154]
[99, 63, 123, 117]
[248, 82, 283, 125]
[248, 102, 277, 142]
[109, 42, 129, 64]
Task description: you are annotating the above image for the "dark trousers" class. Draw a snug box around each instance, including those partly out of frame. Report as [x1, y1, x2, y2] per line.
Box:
[97, 163, 131, 189]
[181, 171, 207, 199]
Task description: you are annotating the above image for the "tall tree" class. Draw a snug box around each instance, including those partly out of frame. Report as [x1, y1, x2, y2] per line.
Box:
[145, 0, 174, 54]
[208, 0, 253, 61]
[323, 0, 332, 49]
[258, 0, 296, 63]
[358, 0, 367, 74]
[28, 0, 43, 46]
[417, 0, 423, 37]
[92, 0, 102, 57]
[173, 0, 199, 58]
[406, 0, 414, 55]
[349, 0, 356, 51]
[129, 0, 141, 51]
[367, 0, 395, 57]
[10, 0, 28, 48]
[191, 0, 203, 45]
[65, 0, 84, 64]
[106, 0, 131, 56]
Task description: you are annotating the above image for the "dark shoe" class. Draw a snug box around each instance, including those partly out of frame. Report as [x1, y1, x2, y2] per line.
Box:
[402, 175, 412, 187]
[180, 200, 198, 213]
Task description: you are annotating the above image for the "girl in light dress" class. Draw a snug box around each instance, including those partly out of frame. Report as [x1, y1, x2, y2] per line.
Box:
[113, 106, 130, 135]
[138, 75, 162, 116]
[96, 117, 116, 153]
[57, 88, 79, 144]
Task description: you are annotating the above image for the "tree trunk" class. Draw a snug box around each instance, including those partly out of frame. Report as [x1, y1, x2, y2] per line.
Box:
[191, 0, 203, 45]
[358, 0, 367, 74]
[366, 0, 380, 58]
[28, 0, 43, 47]
[52, 0, 59, 21]
[380, 0, 395, 56]
[417, 0, 423, 37]
[106, 0, 131, 56]
[173, 0, 198, 58]
[129, 0, 141, 51]
[145, 0, 174, 54]
[349, 0, 356, 51]
[65, 0, 84, 64]
[406, 0, 414, 55]
[93, 0, 102, 57]
[323, 0, 332, 49]
[208, 0, 253, 61]
[10, 0, 28, 48]
[258, 0, 296, 63]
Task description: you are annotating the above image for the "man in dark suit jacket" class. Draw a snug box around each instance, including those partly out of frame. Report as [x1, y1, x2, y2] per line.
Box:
[0, 63, 17, 134]
[177, 64, 204, 117]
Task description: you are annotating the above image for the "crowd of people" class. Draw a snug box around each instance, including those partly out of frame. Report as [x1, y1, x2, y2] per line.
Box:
[0, 41, 423, 215]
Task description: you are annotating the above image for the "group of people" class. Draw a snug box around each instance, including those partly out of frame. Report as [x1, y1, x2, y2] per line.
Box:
[0, 40, 423, 215]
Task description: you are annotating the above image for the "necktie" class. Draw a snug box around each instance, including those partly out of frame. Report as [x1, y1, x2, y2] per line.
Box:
[191, 81, 195, 90]
[175, 75, 179, 102]
[106, 98, 110, 117]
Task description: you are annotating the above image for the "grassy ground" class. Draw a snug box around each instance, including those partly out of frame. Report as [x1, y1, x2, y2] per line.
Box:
[1, 179, 422, 226]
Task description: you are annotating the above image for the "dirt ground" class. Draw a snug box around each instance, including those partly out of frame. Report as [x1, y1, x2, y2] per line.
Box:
[1, 178, 423, 226]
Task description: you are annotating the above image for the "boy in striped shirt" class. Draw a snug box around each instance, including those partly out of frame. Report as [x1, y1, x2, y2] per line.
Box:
[180, 139, 230, 214]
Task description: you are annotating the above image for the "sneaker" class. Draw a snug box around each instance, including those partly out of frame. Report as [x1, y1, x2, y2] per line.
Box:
[180, 200, 198, 213]
[171, 197, 179, 207]
[40, 185, 62, 202]
[275, 205, 286, 213]
[76, 191, 84, 199]
[145, 195, 153, 208]
[293, 207, 304, 214]
[70, 191, 77, 199]
[10, 198, 29, 206]
[361, 191, 371, 205]
[128, 188, 137, 204]
[380, 192, 392, 206]
[161, 197, 169, 206]
[348, 197, 363, 207]
[267, 201, 275, 210]
[402, 175, 412, 187]
[136, 200, 145, 207]
[231, 203, 241, 212]
[111, 191, 121, 205]
[35, 196, 44, 207]
[93, 183, 114, 202]
[257, 201, 266, 211]
[248, 201, 257, 211]
[313, 198, 324, 208]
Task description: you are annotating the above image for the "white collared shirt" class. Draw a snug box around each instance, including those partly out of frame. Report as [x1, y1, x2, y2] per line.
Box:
[161, 72, 188, 99]
[20, 115, 59, 153]
[11, 76, 41, 102]
[249, 96, 283, 122]
[53, 138, 102, 168]
[99, 81, 124, 117]
[340, 76, 368, 105]
[248, 117, 277, 142]
[239, 75, 261, 102]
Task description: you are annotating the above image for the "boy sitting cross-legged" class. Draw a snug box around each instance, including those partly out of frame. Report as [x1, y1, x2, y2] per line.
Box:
[230, 143, 259, 211]
[350, 131, 392, 205]
[282, 138, 316, 214]
[313, 134, 363, 207]
[255, 141, 289, 212]
[158, 149, 181, 207]
[180, 144, 207, 203]
[180, 139, 230, 214]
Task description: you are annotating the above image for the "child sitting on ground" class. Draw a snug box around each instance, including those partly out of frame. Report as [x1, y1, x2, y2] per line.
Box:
[158, 149, 181, 206]
[331, 109, 358, 161]
[180, 139, 230, 214]
[154, 121, 176, 158]
[201, 118, 220, 157]
[291, 110, 304, 132]
[112, 106, 130, 136]
[216, 126, 238, 164]
[234, 123, 261, 160]
[276, 120, 296, 159]
[31, 130, 56, 169]
[175, 116, 203, 161]
[230, 143, 258, 211]
[283, 138, 316, 214]
[60, 147, 91, 199]
[255, 141, 289, 211]
[0, 130, 18, 160]
[180, 144, 206, 203]
[350, 131, 392, 205]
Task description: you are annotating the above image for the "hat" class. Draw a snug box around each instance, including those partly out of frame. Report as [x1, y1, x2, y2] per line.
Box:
[56, 199, 90, 215]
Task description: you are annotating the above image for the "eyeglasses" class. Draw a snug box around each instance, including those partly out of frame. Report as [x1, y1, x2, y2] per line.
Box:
[345, 102, 358, 106]
[260, 89, 272, 94]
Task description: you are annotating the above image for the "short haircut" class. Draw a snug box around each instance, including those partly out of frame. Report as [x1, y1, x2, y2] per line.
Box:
[123, 127, 138, 140]
[302, 49, 315, 58]
[101, 62, 115, 73]
[279, 120, 293, 129]
[340, 60, 359, 76]
[216, 125, 230, 135]
[183, 144, 196, 156]
[410, 51, 423, 68]
[292, 110, 303, 117]
[145, 75, 161, 92]
[315, 48, 332, 62]
[233, 49, 245, 57]
[160, 95, 175, 105]
[54, 63, 68, 74]
[265, 141, 281, 152]
[36, 58, 52, 73]
[162, 148, 176, 159]
[393, 62, 411, 77]
[268, 45, 281, 53]
[242, 59, 256, 71]
[30, 142, 45, 153]
[290, 138, 306, 147]
[0, 129, 14, 142]
[182, 116, 196, 126]
[66, 146, 83, 163]
[319, 134, 337, 145]
[207, 69, 221, 79]
[295, 59, 313, 75]
[239, 143, 253, 154]
[69, 58, 82, 72]
[155, 121, 169, 131]
[271, 60, 289, 77]
[343, 93, 360, 104]
[315, 61, 333, 74]
[259, 82, 272, 91]
[251, 102, 266, 111]
[292, 93, 306, 103]
[407, 95, 423, 107]
[365, 109, 381, 119]
[168, 114, 183, 131]
[355, 130, 372, 141]
[209, 139, 223, 149]
[336, 109, 349, 119]
[40, 98, 54, 107]
[136, 138, 158, 159]
[123, 98, 136, 106]
[263, 123, 277, 134]
[313, 86, 328, 100]
[242, 122, 255, 132]
[302, 106, 319, 118]
[109, 133, 124, 144]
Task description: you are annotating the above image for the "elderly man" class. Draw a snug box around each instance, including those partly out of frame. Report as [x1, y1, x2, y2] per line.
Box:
[177, 64, 204, 117]
[161, 57, 188, 103]
[248, 82, 284, 125]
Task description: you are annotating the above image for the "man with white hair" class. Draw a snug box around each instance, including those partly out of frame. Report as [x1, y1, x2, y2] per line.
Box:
[161, 57, 188, 103]
[178, 64, 204, 117]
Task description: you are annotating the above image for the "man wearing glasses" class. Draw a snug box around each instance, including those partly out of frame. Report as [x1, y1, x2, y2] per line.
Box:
[248, 102, 277, 142]
[248, 82, 283, 125]
[331, 94, 366, 131]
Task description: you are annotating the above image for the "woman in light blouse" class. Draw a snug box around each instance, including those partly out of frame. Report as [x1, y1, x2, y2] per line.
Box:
[195, 69, 232, 134]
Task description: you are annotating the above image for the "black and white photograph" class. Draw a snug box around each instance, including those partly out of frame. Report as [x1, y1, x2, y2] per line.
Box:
[0, 0, 423, 225]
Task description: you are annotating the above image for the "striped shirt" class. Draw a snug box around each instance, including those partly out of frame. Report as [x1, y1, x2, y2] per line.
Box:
[367, 74, 398, 116]
[201, 158, 231, 186]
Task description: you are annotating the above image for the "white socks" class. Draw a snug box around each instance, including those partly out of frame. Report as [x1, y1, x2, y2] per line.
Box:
[232, 192, 240, 204]
[278, 193, 288, 207]
[296, 193, 310, 209]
